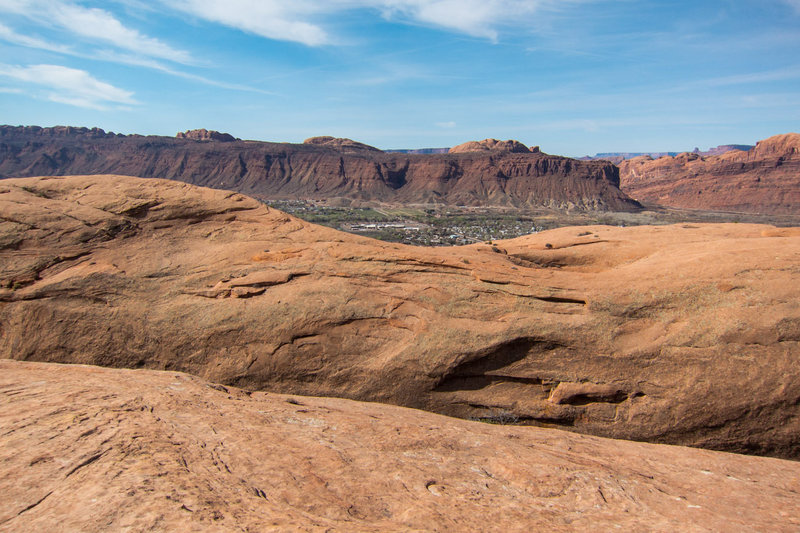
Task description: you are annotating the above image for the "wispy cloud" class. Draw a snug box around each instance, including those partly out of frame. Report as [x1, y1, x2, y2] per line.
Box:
[0, 63, 137, 109]
[435, 121, 456, 128]
[342, 60, 467, 86]
[0, 21, 73, 53]
[675, 65, 800, 90]
[172, 0, 333, 46]
[376, 0, 540, 42]
[0, 4, 273, 93]
[49, 2, 192, 62]
[0, 22, 268, 94]
[170, 0, 589, 46]
[89, 50, 274, 94]
[0, 0, 192, 63]
[780, 0, 800, 12]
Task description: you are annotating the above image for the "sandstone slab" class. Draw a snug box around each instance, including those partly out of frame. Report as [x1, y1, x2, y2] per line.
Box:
[2, 360, 800, 532]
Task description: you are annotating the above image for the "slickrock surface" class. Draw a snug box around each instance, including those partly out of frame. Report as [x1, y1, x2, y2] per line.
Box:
[619, 133, 800, 213]
[1, 175, 799, 458]
[3, 360, 800, 532]
[0, 125, 636, 210]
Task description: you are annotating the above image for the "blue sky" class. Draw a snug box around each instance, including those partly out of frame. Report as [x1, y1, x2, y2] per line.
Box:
[0, 0, 798, 156]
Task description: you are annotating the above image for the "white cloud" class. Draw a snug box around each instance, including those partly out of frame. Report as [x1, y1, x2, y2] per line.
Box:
[0, 21, 72, 53]
[0, 0, 192, 63]
[435, 121, 456, 128]
[51, 3, 192, 62]
[781, 0, 800, 10]
[0, 20, 267, 93]
[172, 0, 332, 46]
[170, 0, 579, 46]
[377, 0, 538, 41]
[0, 0, 27, 14]
[1, 0, 592, 54]
[0, 63, 137, 109]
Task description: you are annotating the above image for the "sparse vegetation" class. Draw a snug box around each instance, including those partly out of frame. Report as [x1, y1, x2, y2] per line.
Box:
[472, 409, 520, 425]
[20, 186, 49, 198]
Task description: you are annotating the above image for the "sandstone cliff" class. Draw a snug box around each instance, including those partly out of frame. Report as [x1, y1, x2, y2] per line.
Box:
[448, 138, 539, 154]
[2, 175, 799, 458]
[303, 135, 383, 153]
[0, 125, 637, 210]
[3, 359, 799, 532]
[619, 133, 800, 213]
[176, 128, 237, 142]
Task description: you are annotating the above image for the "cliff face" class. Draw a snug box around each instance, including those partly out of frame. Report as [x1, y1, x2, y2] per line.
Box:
[0, 125, 639, 210]
[619, 133, 800, 213]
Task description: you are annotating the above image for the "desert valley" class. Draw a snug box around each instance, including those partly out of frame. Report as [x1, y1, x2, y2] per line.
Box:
[1, 126, 800, 531]
[1, 2, 799, 531]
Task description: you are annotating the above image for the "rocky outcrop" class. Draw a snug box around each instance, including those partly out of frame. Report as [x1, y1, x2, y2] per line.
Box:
[385, 147, 450, 154]
[0, 125, 636, 210]
[2, 175, 799, 458]
[749, 132, 800, 158]
[449, 138, 538, 154]
[0, 125, 122, 139]
[619, 133, 800, 213]
[303, 136, 382, 153]
[3, 359, 800, 532]
[176, 129, 237, 142]
[693, 144, 754, 157]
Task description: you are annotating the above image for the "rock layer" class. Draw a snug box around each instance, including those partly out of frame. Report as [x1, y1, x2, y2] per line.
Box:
[619, 133, 800, 213]
[1, 175, 799, 458]
[3, 359, 800, 532]
[0, 125, 637, 210]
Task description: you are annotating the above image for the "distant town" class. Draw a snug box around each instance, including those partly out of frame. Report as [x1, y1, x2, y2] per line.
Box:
[264, 200, 542, 246]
